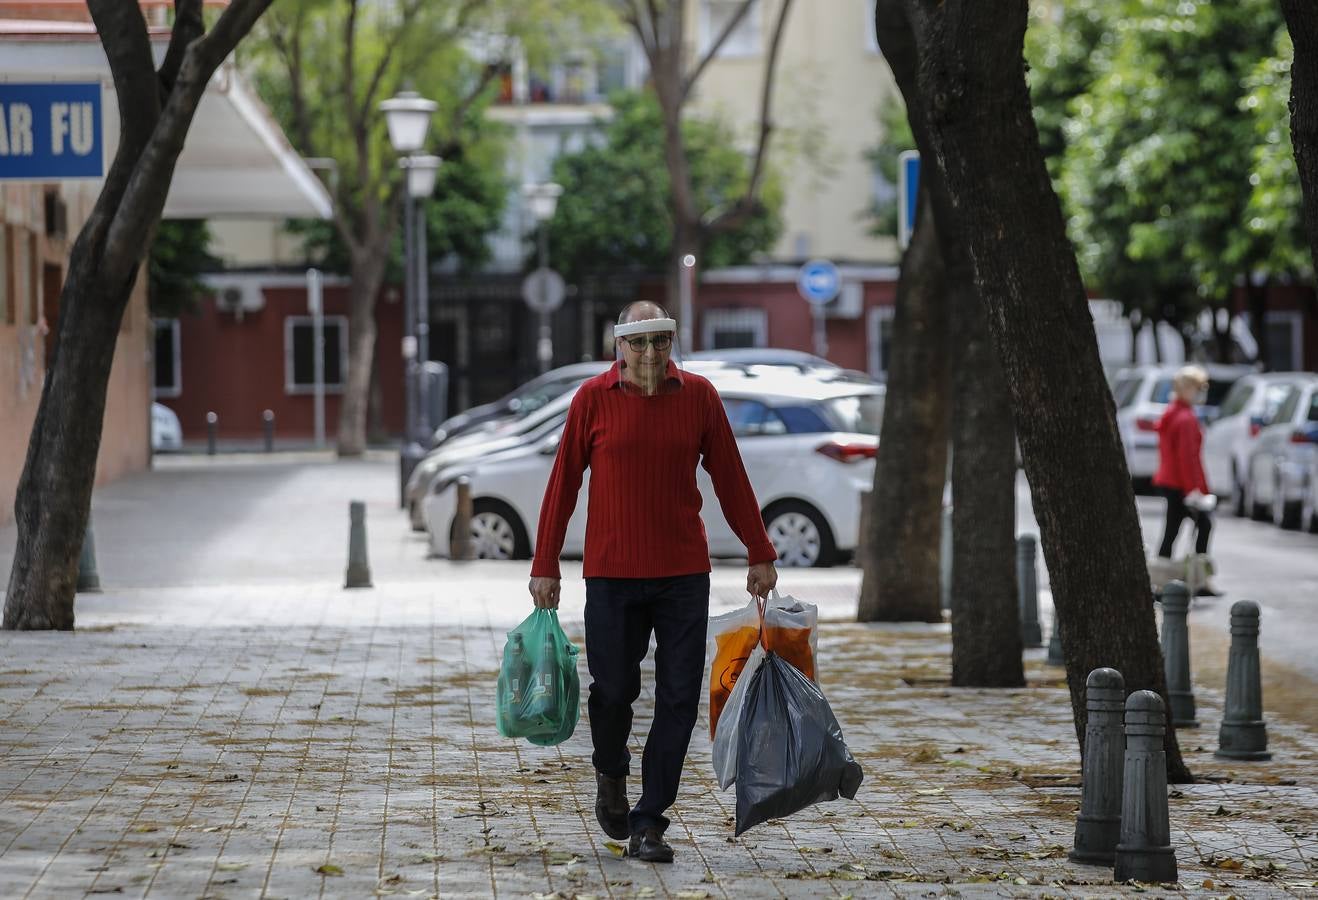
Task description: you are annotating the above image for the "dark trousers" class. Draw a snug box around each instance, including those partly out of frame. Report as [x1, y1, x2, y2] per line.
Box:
[1159, 487, 1212, 558]
[584, 573, 710, 835]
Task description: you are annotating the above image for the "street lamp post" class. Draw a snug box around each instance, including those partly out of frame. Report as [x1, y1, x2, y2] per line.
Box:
[381, 89, 437, 505]
[404, 154, 441, 437]
[523, 182, 563, 374]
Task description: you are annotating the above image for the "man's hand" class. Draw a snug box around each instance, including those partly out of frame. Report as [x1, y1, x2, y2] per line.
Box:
[529, 576, 561, 610]
[746, 562, 778, 599]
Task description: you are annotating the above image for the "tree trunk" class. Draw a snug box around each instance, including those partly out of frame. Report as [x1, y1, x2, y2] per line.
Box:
[3, 258, 134, 629]
[949, 254, 1024, 687]
[857, 189, 949, 623]
[1282, 0, 1318, 280]
[4, 0, 272, 631]
[900, 0, 1189, 779]
[337, 250, 388, 456]
[1245, 276, 1270, 371]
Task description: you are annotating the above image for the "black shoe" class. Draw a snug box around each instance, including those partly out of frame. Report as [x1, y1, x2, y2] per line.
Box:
[1195, 585, 1223, 598]
[594, 772, 629, 840]
[627, 827, 674, 863]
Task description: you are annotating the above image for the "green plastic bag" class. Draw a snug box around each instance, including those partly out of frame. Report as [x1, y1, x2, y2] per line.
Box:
[496, 609, 581, 746]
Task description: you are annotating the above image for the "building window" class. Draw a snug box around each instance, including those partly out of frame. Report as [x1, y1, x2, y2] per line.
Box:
[14, 231, 32, 325]
[867, 306, 895, 379]
[1264, 311, 1304, 371]
[702, 307, 768, 349]
[153, 318, 182, 399]
[700, 0, 762, 58]
[284, 315, 348, 394]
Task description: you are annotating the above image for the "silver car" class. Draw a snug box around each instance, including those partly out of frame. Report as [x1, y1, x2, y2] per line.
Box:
[1243, 378, 1318, 529]
[1110, 363, 1253, 484]
[1203, 372, 1316, 515]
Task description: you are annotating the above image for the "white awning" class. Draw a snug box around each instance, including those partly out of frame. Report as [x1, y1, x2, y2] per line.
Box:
[0, 21, 332, 220]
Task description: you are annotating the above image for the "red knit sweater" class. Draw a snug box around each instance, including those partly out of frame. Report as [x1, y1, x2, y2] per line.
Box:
[530, 360, 777, 579]
[1153, 398, 1210, 495]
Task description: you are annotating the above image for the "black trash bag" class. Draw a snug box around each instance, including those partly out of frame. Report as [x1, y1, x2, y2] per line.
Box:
[734, 652, 863, 836]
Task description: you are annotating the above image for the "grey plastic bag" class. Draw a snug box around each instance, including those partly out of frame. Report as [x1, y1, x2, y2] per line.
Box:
[734, 652, 863, 836]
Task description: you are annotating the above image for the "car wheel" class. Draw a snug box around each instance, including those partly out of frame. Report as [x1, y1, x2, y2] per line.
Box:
[1246, 470, 1269, 521]
[1273, 472, 1302, 531]
[763, 501, 836, 568]
[462, 499, 531, 561]
[1301, 479, 1318, 534]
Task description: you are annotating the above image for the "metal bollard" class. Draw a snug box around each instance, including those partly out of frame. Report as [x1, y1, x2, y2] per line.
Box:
[939, 503, 952, 612]
[1017, 534, 1043, 647]
[1071, 668, 1125, 865]
[262, 409, 275, 453]
[344, 501, 373, 589]
[1159, 581, 1198, 727]
[76, 514, 102, 594]
[206, 411, 218, 456]
[1216, 600, 1270, 760]
[1113, 691, 1178, 884]
[1046, 604, 1065, 666]
[450, 476, 474, 562]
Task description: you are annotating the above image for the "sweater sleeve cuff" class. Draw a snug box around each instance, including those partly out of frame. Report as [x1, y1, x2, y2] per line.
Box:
[530, 558, 561, 579]
[747, 543, 778, 566]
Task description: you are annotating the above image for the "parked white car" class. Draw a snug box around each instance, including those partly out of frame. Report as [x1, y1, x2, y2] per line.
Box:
[1242, 378, 1318, 529]
[151, 402, 183, 452]
[406, 359, 751, 528]
[405, 388, 579, 530]
[1203, 372, 1317, 514]
[1110, 363, 1253, 483]
[423, 367, 884, 567]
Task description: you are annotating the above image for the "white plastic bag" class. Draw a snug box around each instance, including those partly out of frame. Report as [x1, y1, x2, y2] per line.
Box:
[709, 590, 820, 789]
[713, 643, 764, 789]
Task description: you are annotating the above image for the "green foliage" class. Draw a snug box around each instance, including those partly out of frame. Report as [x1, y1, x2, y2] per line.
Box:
[1030, 0, 1290, 328]
[285, 110, 510, 277]
[243, 0, 615, 272]
[148, 220, 219, 318]
[864, 97, 915, 239]
[1239, 31, 1310, 277]
[545, 91, 783, 279]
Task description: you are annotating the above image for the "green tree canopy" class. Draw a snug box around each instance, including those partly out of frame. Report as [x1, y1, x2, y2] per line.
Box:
[148, 220, 220, 318]
[864, 96, 915, 239]
[545, 91, 783, 281]
[1029, 0, 1296, 342]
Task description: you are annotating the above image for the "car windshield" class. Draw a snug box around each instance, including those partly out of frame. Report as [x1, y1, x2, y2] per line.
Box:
[515, 376, 580, 417]
[821, 394, 883, 436]
[1150, 377, 1235, 408]
[1112, 377, 1143, 409]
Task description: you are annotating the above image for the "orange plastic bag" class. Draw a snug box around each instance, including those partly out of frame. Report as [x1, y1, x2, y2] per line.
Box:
[707, 592, 818, 738]
[708, 619, 760, 738]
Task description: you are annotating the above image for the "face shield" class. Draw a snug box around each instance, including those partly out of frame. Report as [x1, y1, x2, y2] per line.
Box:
[613, 316, 682, 396]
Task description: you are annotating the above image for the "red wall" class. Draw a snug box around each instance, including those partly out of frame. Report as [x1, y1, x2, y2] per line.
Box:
[637, 278, 898, 366]
[162, 282, 405, 441]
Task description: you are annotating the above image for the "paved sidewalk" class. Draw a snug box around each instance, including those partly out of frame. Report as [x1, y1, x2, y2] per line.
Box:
[0, 456, 1315, 898]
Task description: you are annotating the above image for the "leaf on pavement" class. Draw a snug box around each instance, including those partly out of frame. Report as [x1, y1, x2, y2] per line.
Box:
[603, 840, 626, 857]
[314, 863, 344, 876]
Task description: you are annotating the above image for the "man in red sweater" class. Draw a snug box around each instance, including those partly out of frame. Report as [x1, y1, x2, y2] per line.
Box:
[1152, 365, 1217, 593]
[528, 301, 778, 863]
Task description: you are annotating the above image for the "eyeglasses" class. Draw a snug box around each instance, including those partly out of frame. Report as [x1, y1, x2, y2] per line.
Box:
[622, 334, 672, 352]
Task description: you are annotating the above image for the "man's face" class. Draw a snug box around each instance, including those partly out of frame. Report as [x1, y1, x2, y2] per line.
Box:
[617, 329, 673, 392]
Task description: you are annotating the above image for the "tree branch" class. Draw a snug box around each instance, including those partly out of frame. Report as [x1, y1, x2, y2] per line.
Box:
[266, 8, 314, 154]
[99, 0, 275, 287]
[683, 0, 756, 102]
[157, 0, 204, 99]
[358, 0, 428, 125]
[706, 0, 794, 234]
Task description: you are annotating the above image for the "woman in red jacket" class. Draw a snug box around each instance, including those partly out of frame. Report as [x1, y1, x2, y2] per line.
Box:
[1152, 365, 1215, 566]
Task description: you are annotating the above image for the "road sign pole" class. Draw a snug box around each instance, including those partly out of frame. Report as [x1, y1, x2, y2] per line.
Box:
[813, 302, 828, 358]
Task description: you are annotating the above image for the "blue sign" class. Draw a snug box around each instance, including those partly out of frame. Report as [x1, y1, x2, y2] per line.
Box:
[0, 83, 104, 181]
[898, 150, 920, 249]
[797, 259, 840, 306]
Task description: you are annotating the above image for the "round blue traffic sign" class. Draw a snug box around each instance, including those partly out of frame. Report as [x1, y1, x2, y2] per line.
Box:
[797, 259, 840, 305]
